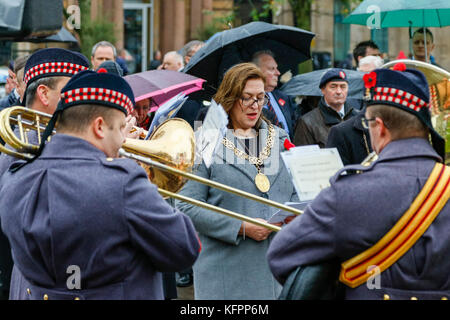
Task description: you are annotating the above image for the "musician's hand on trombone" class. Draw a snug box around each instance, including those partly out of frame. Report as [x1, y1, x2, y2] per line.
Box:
[125, 115, 143, 139]
[239, 219, 283, 241]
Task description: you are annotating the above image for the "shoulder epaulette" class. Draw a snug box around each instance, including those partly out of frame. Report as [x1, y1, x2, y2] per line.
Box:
[332, 162, 375, 183]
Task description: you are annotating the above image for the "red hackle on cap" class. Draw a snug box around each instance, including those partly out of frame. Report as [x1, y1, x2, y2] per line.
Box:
[393, 62, 407, 72]
[396, 50, 407, 60]
[97, 68, 108, 74]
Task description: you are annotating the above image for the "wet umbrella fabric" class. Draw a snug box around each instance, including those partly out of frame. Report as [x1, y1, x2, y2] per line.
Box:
[184, 21, 315, 90]
[124, 70, 205, 111]
[342, 0, 450, 28]
[27, 27, 78, 43]
[280, 68, 365, 99]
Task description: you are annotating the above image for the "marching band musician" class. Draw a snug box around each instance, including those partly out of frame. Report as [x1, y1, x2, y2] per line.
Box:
[0, 70, 200, 300]
[175, 63, 297, 300]
[0, 48, 90, 175]
[0, 48, 90, 300]
[267, 65, 450, 300]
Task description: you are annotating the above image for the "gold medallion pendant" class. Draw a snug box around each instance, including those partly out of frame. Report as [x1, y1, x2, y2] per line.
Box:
[255, 173, 270, 193]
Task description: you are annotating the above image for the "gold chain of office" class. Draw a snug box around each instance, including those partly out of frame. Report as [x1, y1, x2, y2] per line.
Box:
[221, 124, 275, 193]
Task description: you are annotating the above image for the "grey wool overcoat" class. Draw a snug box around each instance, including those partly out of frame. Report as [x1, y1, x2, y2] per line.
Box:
[176, 120, 298, 300]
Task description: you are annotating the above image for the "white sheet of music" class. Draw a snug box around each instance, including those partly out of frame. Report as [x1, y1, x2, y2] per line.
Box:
[281, 146, 344, 201]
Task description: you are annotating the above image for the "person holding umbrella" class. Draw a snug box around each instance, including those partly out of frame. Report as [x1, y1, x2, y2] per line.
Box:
[132, 98, 156, 131]
[412, 28, 439, 66]
[175, 63, 297, 300]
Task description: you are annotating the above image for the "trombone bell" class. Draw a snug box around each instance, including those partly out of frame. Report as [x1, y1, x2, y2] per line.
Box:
[121, 118, 195, 193]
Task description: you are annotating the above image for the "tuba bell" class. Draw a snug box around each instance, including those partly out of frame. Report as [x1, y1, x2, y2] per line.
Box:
[382, 59, 450, 164]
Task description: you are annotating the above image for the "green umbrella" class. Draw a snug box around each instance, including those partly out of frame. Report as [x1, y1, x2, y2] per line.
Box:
[343, 0, 450, 28]
[343, 0, 450, 62]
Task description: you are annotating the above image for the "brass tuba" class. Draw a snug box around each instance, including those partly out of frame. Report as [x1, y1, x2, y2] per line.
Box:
[382, 59, 450, 164]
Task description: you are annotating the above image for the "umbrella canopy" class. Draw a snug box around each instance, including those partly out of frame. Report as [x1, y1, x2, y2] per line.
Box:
[343, 0, 450, 28]
[280, 68, 365, 99]
[124, 70, 205, 111]
[184, 21, 315, 90]
[27, 27, 79, 43]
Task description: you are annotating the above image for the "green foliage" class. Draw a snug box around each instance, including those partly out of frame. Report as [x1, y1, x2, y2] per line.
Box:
[194, 10, 237, 41]
[77, 0, 116, 60]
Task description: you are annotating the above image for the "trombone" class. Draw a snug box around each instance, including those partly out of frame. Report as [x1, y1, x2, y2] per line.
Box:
[0, 106, 303, 232]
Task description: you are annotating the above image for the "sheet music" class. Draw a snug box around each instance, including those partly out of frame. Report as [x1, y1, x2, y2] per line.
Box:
[267, 201, 311, 224]
[281, 147, 343, 201]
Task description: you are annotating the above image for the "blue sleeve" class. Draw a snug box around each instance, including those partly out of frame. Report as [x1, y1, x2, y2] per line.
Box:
[123, 164, 200, 272]
[267, 183, 338, 284]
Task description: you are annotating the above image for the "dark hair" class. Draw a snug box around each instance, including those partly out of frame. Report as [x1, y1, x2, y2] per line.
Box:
[353, 40, 379, 66]
[412, 28, 434, 43]
[57, 104, 117, 133]
[25, 76, 60, 108]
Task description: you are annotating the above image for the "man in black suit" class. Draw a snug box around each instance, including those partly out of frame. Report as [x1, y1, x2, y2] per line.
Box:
[252, 50, 298, 140]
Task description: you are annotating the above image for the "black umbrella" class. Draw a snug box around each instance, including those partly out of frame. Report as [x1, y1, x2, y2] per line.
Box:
[184, 22, 315, 92]
[280, 68, 366, 99]
[27, 27, 78, 44]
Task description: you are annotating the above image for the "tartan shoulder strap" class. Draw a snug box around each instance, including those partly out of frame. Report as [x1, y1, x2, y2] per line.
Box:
[339, 162, 450, 288]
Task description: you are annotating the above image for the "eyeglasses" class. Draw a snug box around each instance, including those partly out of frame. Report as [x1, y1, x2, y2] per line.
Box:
[240, 95, 269, 108]
[361, 117, 376, 129]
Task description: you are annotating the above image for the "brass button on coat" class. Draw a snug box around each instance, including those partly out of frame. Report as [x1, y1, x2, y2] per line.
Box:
[383, 294, 390, 300]
[43, 294, 49, 300]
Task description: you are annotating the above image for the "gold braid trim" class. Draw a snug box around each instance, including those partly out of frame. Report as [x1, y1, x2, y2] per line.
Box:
[339, 163, 450, 288]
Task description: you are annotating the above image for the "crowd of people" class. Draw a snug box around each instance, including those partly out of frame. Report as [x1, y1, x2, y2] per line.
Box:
[0, 25, 449, 301]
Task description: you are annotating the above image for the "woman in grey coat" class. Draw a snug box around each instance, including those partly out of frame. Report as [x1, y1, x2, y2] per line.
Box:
[176, 63, 297, 300]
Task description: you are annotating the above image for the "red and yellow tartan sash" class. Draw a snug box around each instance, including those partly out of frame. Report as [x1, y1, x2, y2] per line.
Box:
[339, 162, 450, 288]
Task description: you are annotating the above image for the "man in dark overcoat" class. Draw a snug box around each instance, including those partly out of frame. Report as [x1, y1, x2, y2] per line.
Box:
[293, 69, 357, 147]
[326, 107, 373, 165]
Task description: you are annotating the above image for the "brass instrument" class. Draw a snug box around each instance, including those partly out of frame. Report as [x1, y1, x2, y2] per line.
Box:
[0, 106, 304, 232]
[382, 59, 450, 164]
[129, 126, 148, 140]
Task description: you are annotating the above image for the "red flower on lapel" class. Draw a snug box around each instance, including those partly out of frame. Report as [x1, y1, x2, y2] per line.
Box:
[278, 98, 286, 107]
[284, 139, 295, 150]
[363, 71, 377, 89]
